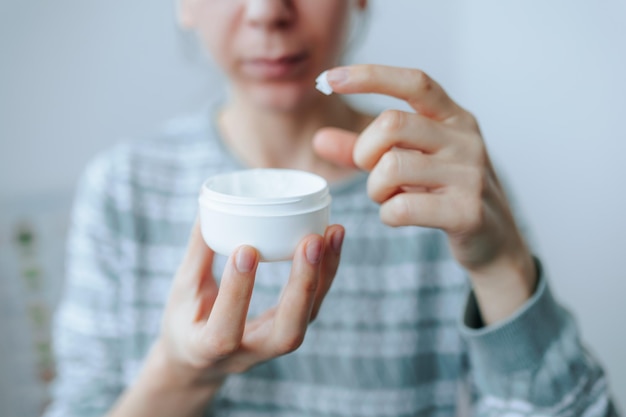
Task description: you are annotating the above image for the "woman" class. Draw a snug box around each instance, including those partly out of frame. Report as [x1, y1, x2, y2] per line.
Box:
[45, 1, 618, 416]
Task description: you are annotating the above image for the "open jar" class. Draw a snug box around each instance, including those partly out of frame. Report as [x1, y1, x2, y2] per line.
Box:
[198, 169, 331, 262]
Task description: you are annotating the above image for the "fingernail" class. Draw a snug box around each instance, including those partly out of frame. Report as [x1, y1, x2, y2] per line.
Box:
[235, 246, 257, 273]
[326, 68, 349, 85]
[331, 229, 345, 254]
[305, 238, 324, 265]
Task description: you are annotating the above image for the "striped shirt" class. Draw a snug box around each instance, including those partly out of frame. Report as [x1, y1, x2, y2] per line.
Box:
[44, 108, 618, 417]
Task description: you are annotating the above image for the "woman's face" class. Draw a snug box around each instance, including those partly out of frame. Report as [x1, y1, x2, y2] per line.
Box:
[179, 0, 365, 111]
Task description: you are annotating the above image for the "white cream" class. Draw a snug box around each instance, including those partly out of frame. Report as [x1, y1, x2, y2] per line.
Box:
[198, 169, 331, 262]
[315, 71, 333, 95]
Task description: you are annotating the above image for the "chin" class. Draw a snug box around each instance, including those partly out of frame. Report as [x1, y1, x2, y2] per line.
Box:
[247, 81, 320, 113]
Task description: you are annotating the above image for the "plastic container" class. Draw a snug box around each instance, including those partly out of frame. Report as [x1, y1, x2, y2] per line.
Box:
[198, 169, 331, 262]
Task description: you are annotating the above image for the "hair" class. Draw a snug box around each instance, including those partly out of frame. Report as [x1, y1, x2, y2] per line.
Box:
[343, 2, 371, 61]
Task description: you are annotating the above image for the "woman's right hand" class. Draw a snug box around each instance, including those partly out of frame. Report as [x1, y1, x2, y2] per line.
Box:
[153, 219, 345, 391]
[107, 221, 344, 417]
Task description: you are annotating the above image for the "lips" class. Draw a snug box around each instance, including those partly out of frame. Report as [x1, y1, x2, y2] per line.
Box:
[241, 52, 310, 80]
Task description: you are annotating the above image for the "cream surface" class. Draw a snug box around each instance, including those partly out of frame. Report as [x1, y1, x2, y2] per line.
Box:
[315, 71, 333, 95]
[207, 169, 327, 199]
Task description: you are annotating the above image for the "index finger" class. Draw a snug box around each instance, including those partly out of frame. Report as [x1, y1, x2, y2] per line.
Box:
[322, 65, 462, 122]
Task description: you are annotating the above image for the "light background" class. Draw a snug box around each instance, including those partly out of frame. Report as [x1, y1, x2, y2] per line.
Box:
[1, 0, 624, 414]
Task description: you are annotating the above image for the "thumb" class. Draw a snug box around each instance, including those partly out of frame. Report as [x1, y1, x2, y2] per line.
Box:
[313, 127, 359, 169]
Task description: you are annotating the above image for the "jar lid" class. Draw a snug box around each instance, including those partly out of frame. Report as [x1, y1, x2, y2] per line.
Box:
[199, 169, 331, 216]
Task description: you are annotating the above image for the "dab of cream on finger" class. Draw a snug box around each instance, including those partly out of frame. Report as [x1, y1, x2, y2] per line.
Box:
[315, 71, 333, 95]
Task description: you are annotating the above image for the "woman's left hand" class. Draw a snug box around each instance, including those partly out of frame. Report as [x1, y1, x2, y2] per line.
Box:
[314, 65, 537, 324]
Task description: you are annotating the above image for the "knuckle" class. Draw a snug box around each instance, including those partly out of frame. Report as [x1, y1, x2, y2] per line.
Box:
[274, 333, 305, 355]
[366, 175, 379, 202]
[362, 64, 377, 82]
[455, 195, 483, 233]
[410, 69, 433, 94]
[456, 110, 480, 131]
[411, 151, 430, 172]
[206, 337, 240, 358]
[386, 195, 412, 226]
[466, 167, 488, 195]
[352, 142, 368, 170]
[309, 309, 320, 323]
[224, 360, 251, 375]
[300, 276, 319, 296]
[473, 140, 487, 163]
[367, 152, 399, 203]
[471, 151, 488, 173]
[466, 112, 480, 130]
[468, 202, 484, 230]
[460, 135, 487, 166]
[378, 150, 400, 178]
[378, 109, 406, 133]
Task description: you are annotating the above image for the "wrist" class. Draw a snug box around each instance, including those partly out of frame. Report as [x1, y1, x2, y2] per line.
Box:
[140, 339, 223, 398]
[106, 340, 223, 417]
[467, 248, 538, 326]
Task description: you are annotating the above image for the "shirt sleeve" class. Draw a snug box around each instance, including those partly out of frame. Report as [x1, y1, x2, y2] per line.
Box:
[460, 258, 620, 416]
[43, 151, 125, 417]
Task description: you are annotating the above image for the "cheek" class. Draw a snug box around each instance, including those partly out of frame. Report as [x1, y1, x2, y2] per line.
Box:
[306, 4, 352, 65]
[193, 4, 239, 69]
[200, 28, 232, 68]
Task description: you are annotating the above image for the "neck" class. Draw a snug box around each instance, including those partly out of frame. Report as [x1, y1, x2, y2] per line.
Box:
[218, 90, 367, 181]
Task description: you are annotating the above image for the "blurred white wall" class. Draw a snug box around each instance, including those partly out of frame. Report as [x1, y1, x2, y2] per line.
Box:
[1, 0, 624, 412]
[0, 0, 215, 199]
[455, 0, 626, 407]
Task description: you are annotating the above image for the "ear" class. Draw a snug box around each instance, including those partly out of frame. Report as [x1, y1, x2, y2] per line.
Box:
[177, 0, 196, 29]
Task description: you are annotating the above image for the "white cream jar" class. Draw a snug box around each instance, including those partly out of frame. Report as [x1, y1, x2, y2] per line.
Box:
[198, 169, 331, 262]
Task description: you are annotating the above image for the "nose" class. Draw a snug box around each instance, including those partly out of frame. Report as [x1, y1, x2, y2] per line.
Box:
[244, 0, 294, 29]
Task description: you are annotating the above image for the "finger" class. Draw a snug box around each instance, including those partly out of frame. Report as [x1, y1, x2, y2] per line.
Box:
[244, 307, 277, 338]
[200, 245, 259, 358]
[354, 110, 455, 170]
[179, 218, 216, 284]
[175, 219, 218, 321]
[174, 220, 218, 322]
[324, 65, 463, 122]
[380, 192, 478, 235]
[313, 128, 359, 169]
[267, 234, 324, 356]
[310, 225, 345, 321]
[367, 149, 467, 204]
